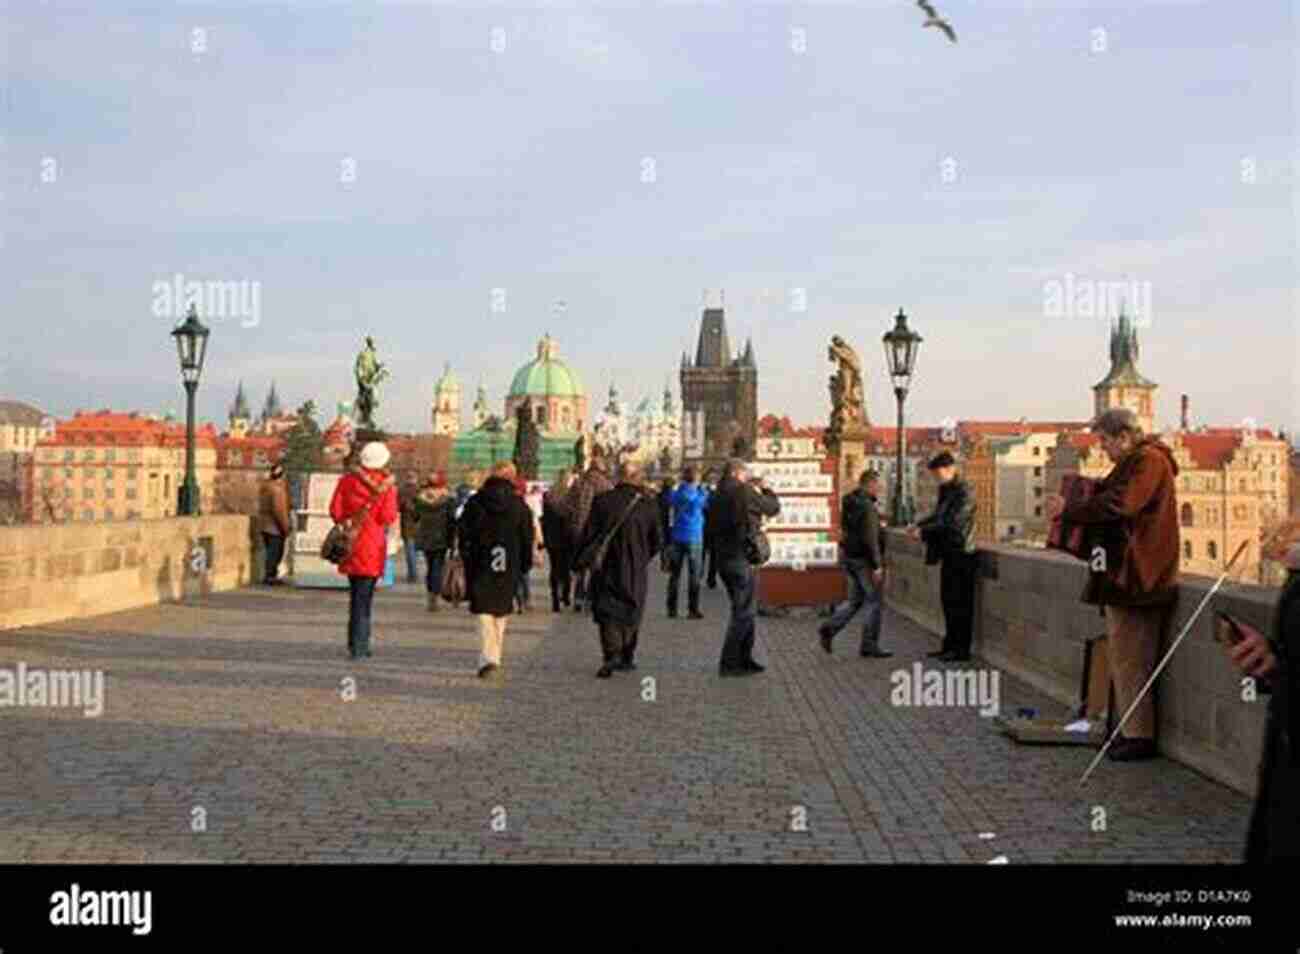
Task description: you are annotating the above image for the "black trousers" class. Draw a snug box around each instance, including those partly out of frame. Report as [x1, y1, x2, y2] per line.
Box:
[705, 544, 718, 588]
[599, 620, 640, 664]
[547, 546, 573, 609]
[262, 533, 286, 582]
[939, 553, 977, 655]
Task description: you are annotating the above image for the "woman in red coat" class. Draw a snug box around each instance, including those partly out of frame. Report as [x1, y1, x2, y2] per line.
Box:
[328, 442, 398, 660]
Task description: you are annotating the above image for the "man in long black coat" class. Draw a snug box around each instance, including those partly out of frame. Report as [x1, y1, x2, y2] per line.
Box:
[457, 460, 535, 680]
[580, 460, 664, 678]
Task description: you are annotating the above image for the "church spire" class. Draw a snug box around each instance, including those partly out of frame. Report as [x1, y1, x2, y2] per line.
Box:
[740, 337, 756, 368]
[262, 381, 282, 421]
[230, 380, 250, 421]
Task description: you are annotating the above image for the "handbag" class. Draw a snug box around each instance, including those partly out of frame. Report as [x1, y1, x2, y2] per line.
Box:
[573, 491, 647, 574]
[440, 553, 466, 604]
[320, 475, 393, 565]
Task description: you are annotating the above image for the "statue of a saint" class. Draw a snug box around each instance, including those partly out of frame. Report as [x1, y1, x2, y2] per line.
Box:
[353, 337, 389, 429]
[513, 399, 542, 480]
[825, 335, 869, 457]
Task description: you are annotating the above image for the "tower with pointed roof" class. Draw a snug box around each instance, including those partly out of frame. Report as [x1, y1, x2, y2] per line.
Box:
[228, 381, 252, 438]
[1092, 311, 1157, 435]
[472, 383, 490, 430]
[679, 303, 758, 470]
[260, 382, 283, 425]
[431, 362, 462, 437]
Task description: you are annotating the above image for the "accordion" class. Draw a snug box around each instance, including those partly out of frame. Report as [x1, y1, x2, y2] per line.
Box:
[1047, 474, 1100, 561]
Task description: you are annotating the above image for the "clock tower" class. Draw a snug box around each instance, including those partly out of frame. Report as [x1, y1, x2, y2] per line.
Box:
[1092, 311, 1157, 434]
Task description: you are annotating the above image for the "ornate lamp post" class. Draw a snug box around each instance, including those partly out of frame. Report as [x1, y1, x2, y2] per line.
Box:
[882, 308, 922, 526]
[171, 303, 210, 516]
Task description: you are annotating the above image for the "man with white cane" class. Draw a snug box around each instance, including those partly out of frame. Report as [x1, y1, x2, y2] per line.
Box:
[1046, 408, 1181, 763]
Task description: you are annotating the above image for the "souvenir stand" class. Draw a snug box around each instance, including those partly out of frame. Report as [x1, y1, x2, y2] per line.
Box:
[751, 435, 847, 608]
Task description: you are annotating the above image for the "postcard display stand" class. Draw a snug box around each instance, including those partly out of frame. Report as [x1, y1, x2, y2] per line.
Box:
[753, 437, 847, 608]
[291, 471, 398, 589]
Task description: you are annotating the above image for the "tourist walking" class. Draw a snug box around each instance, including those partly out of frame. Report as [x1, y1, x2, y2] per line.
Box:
[707, 458, 781, 676]
[458, 461, 535, 679]
[819, 469, 892, 658]
[580, 460, 663, 677]
[666, 465, 710, 619]
[541, 468, 575, 612]
[565, 451, 614, 613]
[412, 472, 456, 612]
[257, 462, 292, 585]
[1046, 408, 1180, 761]
[398, 471, 422, 583]
[328, 442, 398, 660]
[909, 451, 978, 663]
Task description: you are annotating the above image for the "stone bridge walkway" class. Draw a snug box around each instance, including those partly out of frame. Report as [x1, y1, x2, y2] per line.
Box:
[0, 573, 1250, 863]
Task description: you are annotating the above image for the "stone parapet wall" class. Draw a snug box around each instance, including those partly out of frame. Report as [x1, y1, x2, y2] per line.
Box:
[0, 515, 259, 631]
[883, 529, 1275, 796]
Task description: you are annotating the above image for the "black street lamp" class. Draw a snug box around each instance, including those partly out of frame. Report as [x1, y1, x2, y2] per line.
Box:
[882, 308, 922, 526]
[171, 303, 210, 516]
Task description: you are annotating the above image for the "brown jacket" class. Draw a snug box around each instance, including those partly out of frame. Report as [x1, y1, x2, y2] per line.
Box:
[1062, 437, 1180, 607]
[257, 477, 291, 537]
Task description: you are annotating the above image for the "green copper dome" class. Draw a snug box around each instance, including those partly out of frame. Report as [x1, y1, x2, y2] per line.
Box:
[508, 335, 585, 398]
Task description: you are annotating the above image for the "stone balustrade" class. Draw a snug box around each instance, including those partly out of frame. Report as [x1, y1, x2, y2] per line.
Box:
[883, 528, 1276, 796]
[0, 515, 260, 631]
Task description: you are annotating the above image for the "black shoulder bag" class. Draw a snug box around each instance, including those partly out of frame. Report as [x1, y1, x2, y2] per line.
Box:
[573, 491, 647, 574]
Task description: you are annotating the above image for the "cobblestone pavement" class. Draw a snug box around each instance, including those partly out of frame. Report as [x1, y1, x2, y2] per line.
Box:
[0, 571, 1251, 863]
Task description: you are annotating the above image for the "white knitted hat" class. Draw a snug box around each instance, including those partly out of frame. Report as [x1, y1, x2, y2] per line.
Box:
[359, 441, 390, 470]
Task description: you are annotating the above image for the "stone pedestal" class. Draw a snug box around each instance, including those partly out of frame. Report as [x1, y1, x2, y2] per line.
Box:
[834, 426, 870, 492]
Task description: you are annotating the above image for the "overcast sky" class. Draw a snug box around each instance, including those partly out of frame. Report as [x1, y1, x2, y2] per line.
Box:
[3, 0, 1296, 439]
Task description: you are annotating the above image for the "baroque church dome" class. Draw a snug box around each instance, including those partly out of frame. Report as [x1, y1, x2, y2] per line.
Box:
[508, 334, 584, 399]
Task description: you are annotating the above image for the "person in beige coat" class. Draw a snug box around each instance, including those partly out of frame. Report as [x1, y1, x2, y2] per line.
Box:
[258, 463, 292, 585]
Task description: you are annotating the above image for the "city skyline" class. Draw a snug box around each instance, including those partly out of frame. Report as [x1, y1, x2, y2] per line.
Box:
[4, 2, 1295, 436]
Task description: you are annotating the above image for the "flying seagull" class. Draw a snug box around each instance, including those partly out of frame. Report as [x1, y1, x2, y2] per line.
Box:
[917, 0, 957, 43]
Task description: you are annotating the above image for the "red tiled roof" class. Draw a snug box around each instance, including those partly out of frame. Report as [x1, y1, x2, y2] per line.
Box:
[1179, 434, 1241, 470]
[39, 410, 217, 449]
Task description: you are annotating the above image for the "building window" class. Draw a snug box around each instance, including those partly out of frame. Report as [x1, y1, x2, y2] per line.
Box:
[1034, 506, 1042, 517]
[63, 468, 72, 479]
[82, 509, 94, 521]
[535, 405, 546, 425]
[64, 487, 72, 499]
[126, 488, 137, 500]
[1032, 447, 1040, 457]
[1208, 540, 1218, 560]
[128, 468, 138, 480]
[1034, 487, 1043, 498]
[1033, 467, 1042, 477]
[105, 487, 114, 499]
[82, 449, 94, 461]
[106, 449, 116, 462]
[1184, 540, 1192, 559]
[1180, 503, 1194, 527]
[63, 449, 73, 461]
[104, 508, 114, 520]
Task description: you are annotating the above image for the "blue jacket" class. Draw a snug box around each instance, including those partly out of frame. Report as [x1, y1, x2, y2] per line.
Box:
[670, 483, 711, 544]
